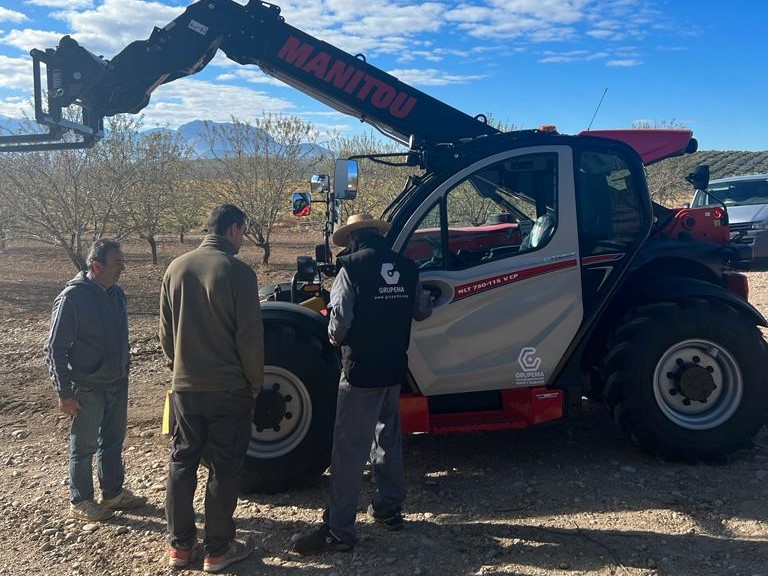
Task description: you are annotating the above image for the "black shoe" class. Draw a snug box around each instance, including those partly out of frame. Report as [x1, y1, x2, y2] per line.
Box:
[293, 525, 353, 556]
[367, 504, 404, 531]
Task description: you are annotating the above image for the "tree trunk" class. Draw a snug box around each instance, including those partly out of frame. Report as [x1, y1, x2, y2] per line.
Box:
[148, 236, 158, 265]
[64, 244, 87, 272]
[261, 240, 271, 265]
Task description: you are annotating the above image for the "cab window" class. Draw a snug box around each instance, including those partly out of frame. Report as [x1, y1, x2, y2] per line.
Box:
[577, 150, 645, 256]
[403, 153, 558, 271]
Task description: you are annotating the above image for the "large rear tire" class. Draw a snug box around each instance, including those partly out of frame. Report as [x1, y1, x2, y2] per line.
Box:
[239, 322, 339, 494]
[602, 298, 768, 460]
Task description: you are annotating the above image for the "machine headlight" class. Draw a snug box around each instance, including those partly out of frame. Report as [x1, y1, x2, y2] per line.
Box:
[750, 220, 768, 230]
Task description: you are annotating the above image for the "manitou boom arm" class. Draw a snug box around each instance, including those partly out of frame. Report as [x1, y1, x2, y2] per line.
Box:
[0, 0, 499, 152]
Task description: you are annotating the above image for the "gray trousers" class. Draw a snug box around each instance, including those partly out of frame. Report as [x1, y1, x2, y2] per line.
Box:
[327, 373, 405, 544]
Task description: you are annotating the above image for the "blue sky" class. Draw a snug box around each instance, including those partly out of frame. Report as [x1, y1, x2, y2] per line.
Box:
[0, 0, 765, 151]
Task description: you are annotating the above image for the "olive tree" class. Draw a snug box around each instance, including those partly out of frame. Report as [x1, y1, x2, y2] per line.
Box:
[633, 119, 690, 206]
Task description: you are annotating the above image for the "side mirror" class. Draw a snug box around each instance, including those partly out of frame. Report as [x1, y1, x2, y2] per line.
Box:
[310, 174, 329, 194]
[291, 192, 312, 217]
[685, 165, 710, 191]
[334, 159, 358, 200]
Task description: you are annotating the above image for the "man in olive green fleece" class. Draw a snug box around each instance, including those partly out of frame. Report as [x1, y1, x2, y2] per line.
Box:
[160, 204, 263, 573]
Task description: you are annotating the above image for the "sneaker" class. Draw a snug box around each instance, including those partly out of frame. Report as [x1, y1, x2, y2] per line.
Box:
[70, 500, 115, 522]
[169, 543, 202, 569]
[292, 524, 353, 556]
[203, 537, 254, 573]
[367, 504, 404, 531]
[99, 488, 147, 510]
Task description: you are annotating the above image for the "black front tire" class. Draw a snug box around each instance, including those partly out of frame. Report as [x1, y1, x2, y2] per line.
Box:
[602, 298, 768, 460]
[239, 323, 339, 494]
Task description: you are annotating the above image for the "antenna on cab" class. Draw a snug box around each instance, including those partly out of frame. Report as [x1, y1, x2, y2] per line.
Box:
[586, 87, 608, 131]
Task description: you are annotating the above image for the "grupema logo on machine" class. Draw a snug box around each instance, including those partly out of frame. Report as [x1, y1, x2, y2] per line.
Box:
[516, 347, 546, 386]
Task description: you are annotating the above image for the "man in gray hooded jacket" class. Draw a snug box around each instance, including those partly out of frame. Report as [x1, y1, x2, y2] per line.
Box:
[45, 238, 145, 522]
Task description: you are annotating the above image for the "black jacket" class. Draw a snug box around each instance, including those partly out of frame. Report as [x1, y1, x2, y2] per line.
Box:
[335, 235, 420, 387]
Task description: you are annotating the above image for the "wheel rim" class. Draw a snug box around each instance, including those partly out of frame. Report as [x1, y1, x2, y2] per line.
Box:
[653, 338, 743, 430]
[247, 365, 312, 458]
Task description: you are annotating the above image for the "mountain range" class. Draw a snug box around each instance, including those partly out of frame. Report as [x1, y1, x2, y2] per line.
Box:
[2, 115, 766, 175]
[0, 116, 331, 159]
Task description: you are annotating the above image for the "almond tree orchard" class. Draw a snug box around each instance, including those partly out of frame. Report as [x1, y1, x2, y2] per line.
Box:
[200, 114, 321, 265]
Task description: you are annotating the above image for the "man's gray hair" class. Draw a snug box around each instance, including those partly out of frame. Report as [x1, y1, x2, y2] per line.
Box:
[87, 238, 122, 270]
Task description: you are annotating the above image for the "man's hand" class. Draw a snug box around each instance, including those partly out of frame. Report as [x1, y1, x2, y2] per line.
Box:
[59, 397, 80, 417]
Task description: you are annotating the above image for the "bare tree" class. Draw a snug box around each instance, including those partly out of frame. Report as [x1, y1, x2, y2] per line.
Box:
[120, 129, 193, 263]
[0, 143, 96, 270]
[0, 116, 143, 270]
[446, 182, 497, 226]
[0, 172, 16, 251]
[324, 131, 412, 224]
[201, 115, 320, 264]
[168, 179, 205, 243]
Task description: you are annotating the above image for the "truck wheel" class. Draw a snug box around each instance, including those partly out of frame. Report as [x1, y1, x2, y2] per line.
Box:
[239, 323, 339, 494]
[602, 299, 768, 460]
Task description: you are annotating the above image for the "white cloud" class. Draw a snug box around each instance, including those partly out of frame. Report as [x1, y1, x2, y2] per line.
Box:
[215, 69, 292, 87]
[49, 0, 182, 56]
[0, 7, 29, 24]
[139, 78, 295, 127]
[1, 28, 66, 53]
[0, 55, 36, 91]
[606, 59, 642, 67]
[587, 29, 619, 40]
[0, 96, 33, 119]
[388, 68, 485, 87]
[538, 50, 590, 64]
[446, 0, 587, 40]
[26, 0, 93, 8]
[249, 1, 448, 57]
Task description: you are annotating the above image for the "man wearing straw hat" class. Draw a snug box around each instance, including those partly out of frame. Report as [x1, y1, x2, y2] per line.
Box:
[294, 213, 432, 555]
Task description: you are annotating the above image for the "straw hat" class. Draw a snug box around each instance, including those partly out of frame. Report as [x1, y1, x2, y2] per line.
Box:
[332, 213, 390, 247]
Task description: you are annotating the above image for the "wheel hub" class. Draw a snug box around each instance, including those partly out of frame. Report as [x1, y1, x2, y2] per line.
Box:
[253, 387, 286, 430]
[674, 363, 717, 402]
[654, 338, 743, 430]
[247, 366, 312, 459]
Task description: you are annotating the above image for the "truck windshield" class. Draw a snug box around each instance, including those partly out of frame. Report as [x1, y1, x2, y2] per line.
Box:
[707, 179, 768, 207]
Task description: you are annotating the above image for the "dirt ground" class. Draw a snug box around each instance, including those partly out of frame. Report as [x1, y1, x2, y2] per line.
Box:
[1, 231, 768, 576]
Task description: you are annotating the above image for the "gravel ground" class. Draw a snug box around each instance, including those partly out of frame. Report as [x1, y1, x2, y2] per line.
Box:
[1, 236, 767, 576]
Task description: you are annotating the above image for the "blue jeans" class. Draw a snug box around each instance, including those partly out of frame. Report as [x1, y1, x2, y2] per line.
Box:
[69, 382, 128, 504]
[327, 375, 405, 544]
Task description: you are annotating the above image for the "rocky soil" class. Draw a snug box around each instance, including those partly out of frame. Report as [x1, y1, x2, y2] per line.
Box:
[1, 234, 768, 576]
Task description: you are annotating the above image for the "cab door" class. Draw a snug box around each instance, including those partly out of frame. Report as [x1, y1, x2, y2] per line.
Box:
[393, 147, 582, 396]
